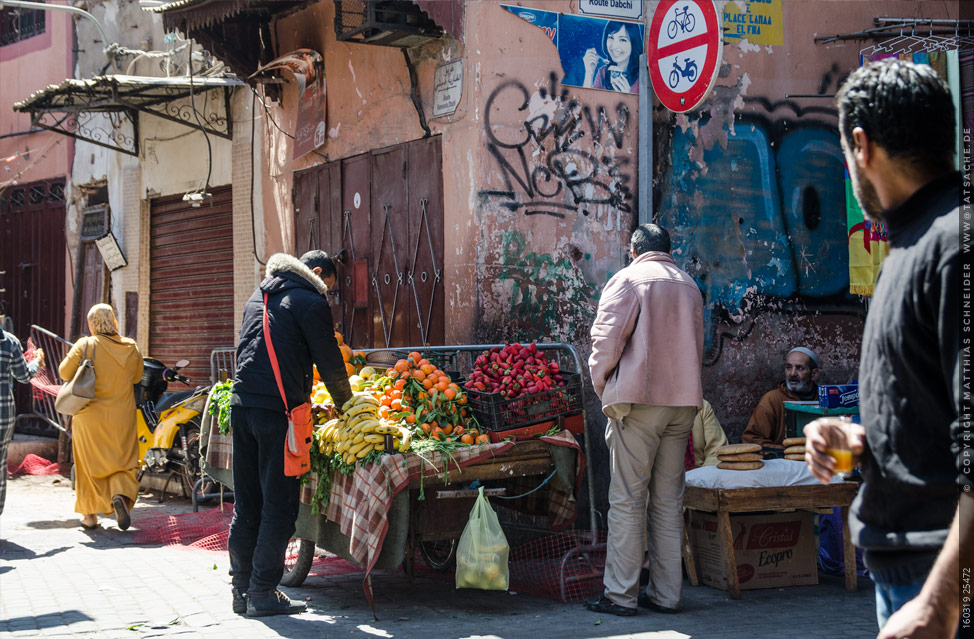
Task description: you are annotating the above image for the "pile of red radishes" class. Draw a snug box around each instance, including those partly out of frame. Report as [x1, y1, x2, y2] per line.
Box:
[463, 343, 567, 398]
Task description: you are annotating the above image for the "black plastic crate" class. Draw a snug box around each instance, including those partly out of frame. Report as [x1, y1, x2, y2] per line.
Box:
[466, 373, 583, 432]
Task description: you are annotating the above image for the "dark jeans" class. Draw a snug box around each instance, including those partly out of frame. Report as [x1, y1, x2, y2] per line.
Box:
[228, 405, 300, 596]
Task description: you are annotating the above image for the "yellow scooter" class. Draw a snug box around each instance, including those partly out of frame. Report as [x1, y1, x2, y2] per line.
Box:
[136, 358, 209, 499]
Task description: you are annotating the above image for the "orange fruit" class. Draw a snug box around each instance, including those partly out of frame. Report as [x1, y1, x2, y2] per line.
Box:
[453, 425, 465, 436]
[420, 363, 435, 375]
[421, 423, 432, 435]
[394, 378, 407, 391]
[345, 362, 356, 377]
[441, 424, 454, 436]
[431, 431, 443, 441]
[436, 380, 449, 392]
[391, 398, 402, 411]
[407, 351, 422, 365]
[444, 388, 457, 401]
[418, 359, 430, 368]
[390, 389, 402, 400]
[434, 370, 446, 380]
[379, 405, 391, 419]
[339, 344, 353, 362]
[394, 359, 409, 373]
[476, 434, 489, 445]
[411, 369, 426, 381]
[334, 331, 344, 345]
[467, 429, 479, 438]
[457, 395, 467, 405]
[422, 378, 434, 390]
[460, 434, 474, 445]
[405, 414, 416, 424]
[380, 395, 392, 407]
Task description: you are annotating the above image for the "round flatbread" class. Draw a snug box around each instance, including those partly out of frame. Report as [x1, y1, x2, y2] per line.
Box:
[782, 437, 806, 447]
[784, 445, 806, 455]
[717, 452, 762, 462]
[715, 443, 761, 456]
[784, 454, 806, 461]
[717, 460, 764, 471]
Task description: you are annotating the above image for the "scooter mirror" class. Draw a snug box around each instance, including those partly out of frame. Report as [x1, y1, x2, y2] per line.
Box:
[174, 359, 190, 369]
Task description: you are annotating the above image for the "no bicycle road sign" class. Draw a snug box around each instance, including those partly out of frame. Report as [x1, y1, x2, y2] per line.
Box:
[647, 0, 722, 113]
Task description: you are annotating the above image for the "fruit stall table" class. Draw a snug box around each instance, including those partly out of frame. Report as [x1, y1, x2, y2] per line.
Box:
[201, 343, 597, 615]
[291, 428, 584, 612]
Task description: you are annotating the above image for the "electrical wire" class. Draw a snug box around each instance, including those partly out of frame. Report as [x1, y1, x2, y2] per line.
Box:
[249, 90, 265, 265]
[493, 469, 558, 500]
[187, 40, 213, 201]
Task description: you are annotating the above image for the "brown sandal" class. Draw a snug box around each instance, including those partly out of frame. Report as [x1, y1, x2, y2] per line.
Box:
[112, 495, 131, 531]
[80, 515, 97, 529]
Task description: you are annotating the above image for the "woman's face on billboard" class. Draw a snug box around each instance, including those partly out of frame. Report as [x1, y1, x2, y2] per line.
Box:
[606, 27, 632, 66]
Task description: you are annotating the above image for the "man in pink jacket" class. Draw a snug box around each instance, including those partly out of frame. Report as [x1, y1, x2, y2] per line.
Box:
[586, 223, 704, 617]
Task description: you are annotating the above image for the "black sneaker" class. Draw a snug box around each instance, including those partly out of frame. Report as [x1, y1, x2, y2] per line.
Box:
[637, 592, 680, 614]
[112, 495, 130, 531]
[246, 590, 307, 617]
[584, 594, 637, 617]
[231, 588, 247, 615]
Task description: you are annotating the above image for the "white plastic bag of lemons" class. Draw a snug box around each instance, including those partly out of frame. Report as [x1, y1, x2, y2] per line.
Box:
[455, 486, 510, 590]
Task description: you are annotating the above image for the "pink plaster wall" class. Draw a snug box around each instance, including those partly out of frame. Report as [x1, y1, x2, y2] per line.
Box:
[0, 10, 72, 186]
[267, 0, 638, 355]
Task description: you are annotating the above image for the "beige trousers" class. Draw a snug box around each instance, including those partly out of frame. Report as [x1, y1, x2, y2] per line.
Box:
[602, 403, 695, 609]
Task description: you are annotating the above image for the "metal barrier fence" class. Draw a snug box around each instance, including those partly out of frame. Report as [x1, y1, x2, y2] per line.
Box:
[17, 325, 74, 438]
[210, 347, 236, 384]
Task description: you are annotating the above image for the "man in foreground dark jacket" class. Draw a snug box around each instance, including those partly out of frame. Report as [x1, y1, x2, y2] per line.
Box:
[805, 60, 969, 639]
[228, 251, 352, 617]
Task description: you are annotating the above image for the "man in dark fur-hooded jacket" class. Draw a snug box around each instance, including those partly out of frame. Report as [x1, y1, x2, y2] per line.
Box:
[229, 250, 352, 617]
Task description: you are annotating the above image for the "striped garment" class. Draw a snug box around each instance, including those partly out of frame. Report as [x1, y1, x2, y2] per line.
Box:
[0, 330, 39, 514]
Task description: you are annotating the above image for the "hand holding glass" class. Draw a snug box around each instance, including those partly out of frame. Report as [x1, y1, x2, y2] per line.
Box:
[823, 417, 855, 478]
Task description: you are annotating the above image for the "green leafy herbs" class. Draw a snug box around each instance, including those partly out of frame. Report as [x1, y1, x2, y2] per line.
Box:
[208, 380, 234, 435]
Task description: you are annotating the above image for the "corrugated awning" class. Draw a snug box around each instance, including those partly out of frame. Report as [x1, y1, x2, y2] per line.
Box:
[12, 74, 243, 157]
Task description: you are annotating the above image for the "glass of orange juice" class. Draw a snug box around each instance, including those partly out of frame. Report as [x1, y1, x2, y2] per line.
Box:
[824, 418, 855, 478]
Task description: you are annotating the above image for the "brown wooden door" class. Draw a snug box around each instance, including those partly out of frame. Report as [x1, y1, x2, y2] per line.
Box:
[290, 138, 444, 350]
[371, 145, 410, 348]
[76, 242, 105, 333]
[149, 186, 235, 385]
[404, 137, 444, 347]
[341, 154, 372, 348]
[0, 179, 67, 339]
[0, 179, 67, 434]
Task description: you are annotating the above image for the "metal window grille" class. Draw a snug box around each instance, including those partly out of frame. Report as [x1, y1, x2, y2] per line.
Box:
[0, 3, 45, 47]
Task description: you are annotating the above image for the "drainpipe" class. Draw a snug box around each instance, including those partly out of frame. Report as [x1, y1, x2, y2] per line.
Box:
[0, 0, 109, 53]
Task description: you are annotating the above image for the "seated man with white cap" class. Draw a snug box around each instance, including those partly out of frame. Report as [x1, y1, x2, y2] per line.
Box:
[742, 347, 820, 451]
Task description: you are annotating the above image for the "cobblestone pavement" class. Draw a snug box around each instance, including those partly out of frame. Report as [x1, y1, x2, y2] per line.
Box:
[0, 474, 880, 638]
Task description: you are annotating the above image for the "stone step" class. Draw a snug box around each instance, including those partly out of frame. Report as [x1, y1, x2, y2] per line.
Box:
[7, 434, 59, 469]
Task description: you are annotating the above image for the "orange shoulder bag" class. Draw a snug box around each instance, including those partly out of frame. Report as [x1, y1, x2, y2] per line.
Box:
[263, 293, 314, 477]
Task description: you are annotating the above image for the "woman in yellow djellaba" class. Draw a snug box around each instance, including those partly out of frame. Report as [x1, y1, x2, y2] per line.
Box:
[60, 304, 143, 530]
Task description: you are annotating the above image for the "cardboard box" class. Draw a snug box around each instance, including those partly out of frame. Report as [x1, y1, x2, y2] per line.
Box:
[818, 384, 859, 408]
[688, 511, 819, 591]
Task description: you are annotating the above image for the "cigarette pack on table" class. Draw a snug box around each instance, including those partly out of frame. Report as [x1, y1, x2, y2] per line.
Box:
[818, 384, 859, 408]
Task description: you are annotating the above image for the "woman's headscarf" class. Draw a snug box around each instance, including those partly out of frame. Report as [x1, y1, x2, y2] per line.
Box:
[87, 304, 119, 336]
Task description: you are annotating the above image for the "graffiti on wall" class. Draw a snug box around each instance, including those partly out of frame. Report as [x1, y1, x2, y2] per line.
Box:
[479, 72, 635, 228]
[658, 102, 852, 356]
[492, 229, 600, 339]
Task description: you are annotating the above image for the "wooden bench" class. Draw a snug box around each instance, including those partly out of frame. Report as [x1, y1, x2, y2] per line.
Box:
[682, 482, 860, 599]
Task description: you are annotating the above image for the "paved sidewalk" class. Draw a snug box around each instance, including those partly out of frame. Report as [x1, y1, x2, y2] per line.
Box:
[0, 474, 880, 638]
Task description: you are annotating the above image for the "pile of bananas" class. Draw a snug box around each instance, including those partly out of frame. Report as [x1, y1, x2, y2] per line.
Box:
[316, 392, 413, 465]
